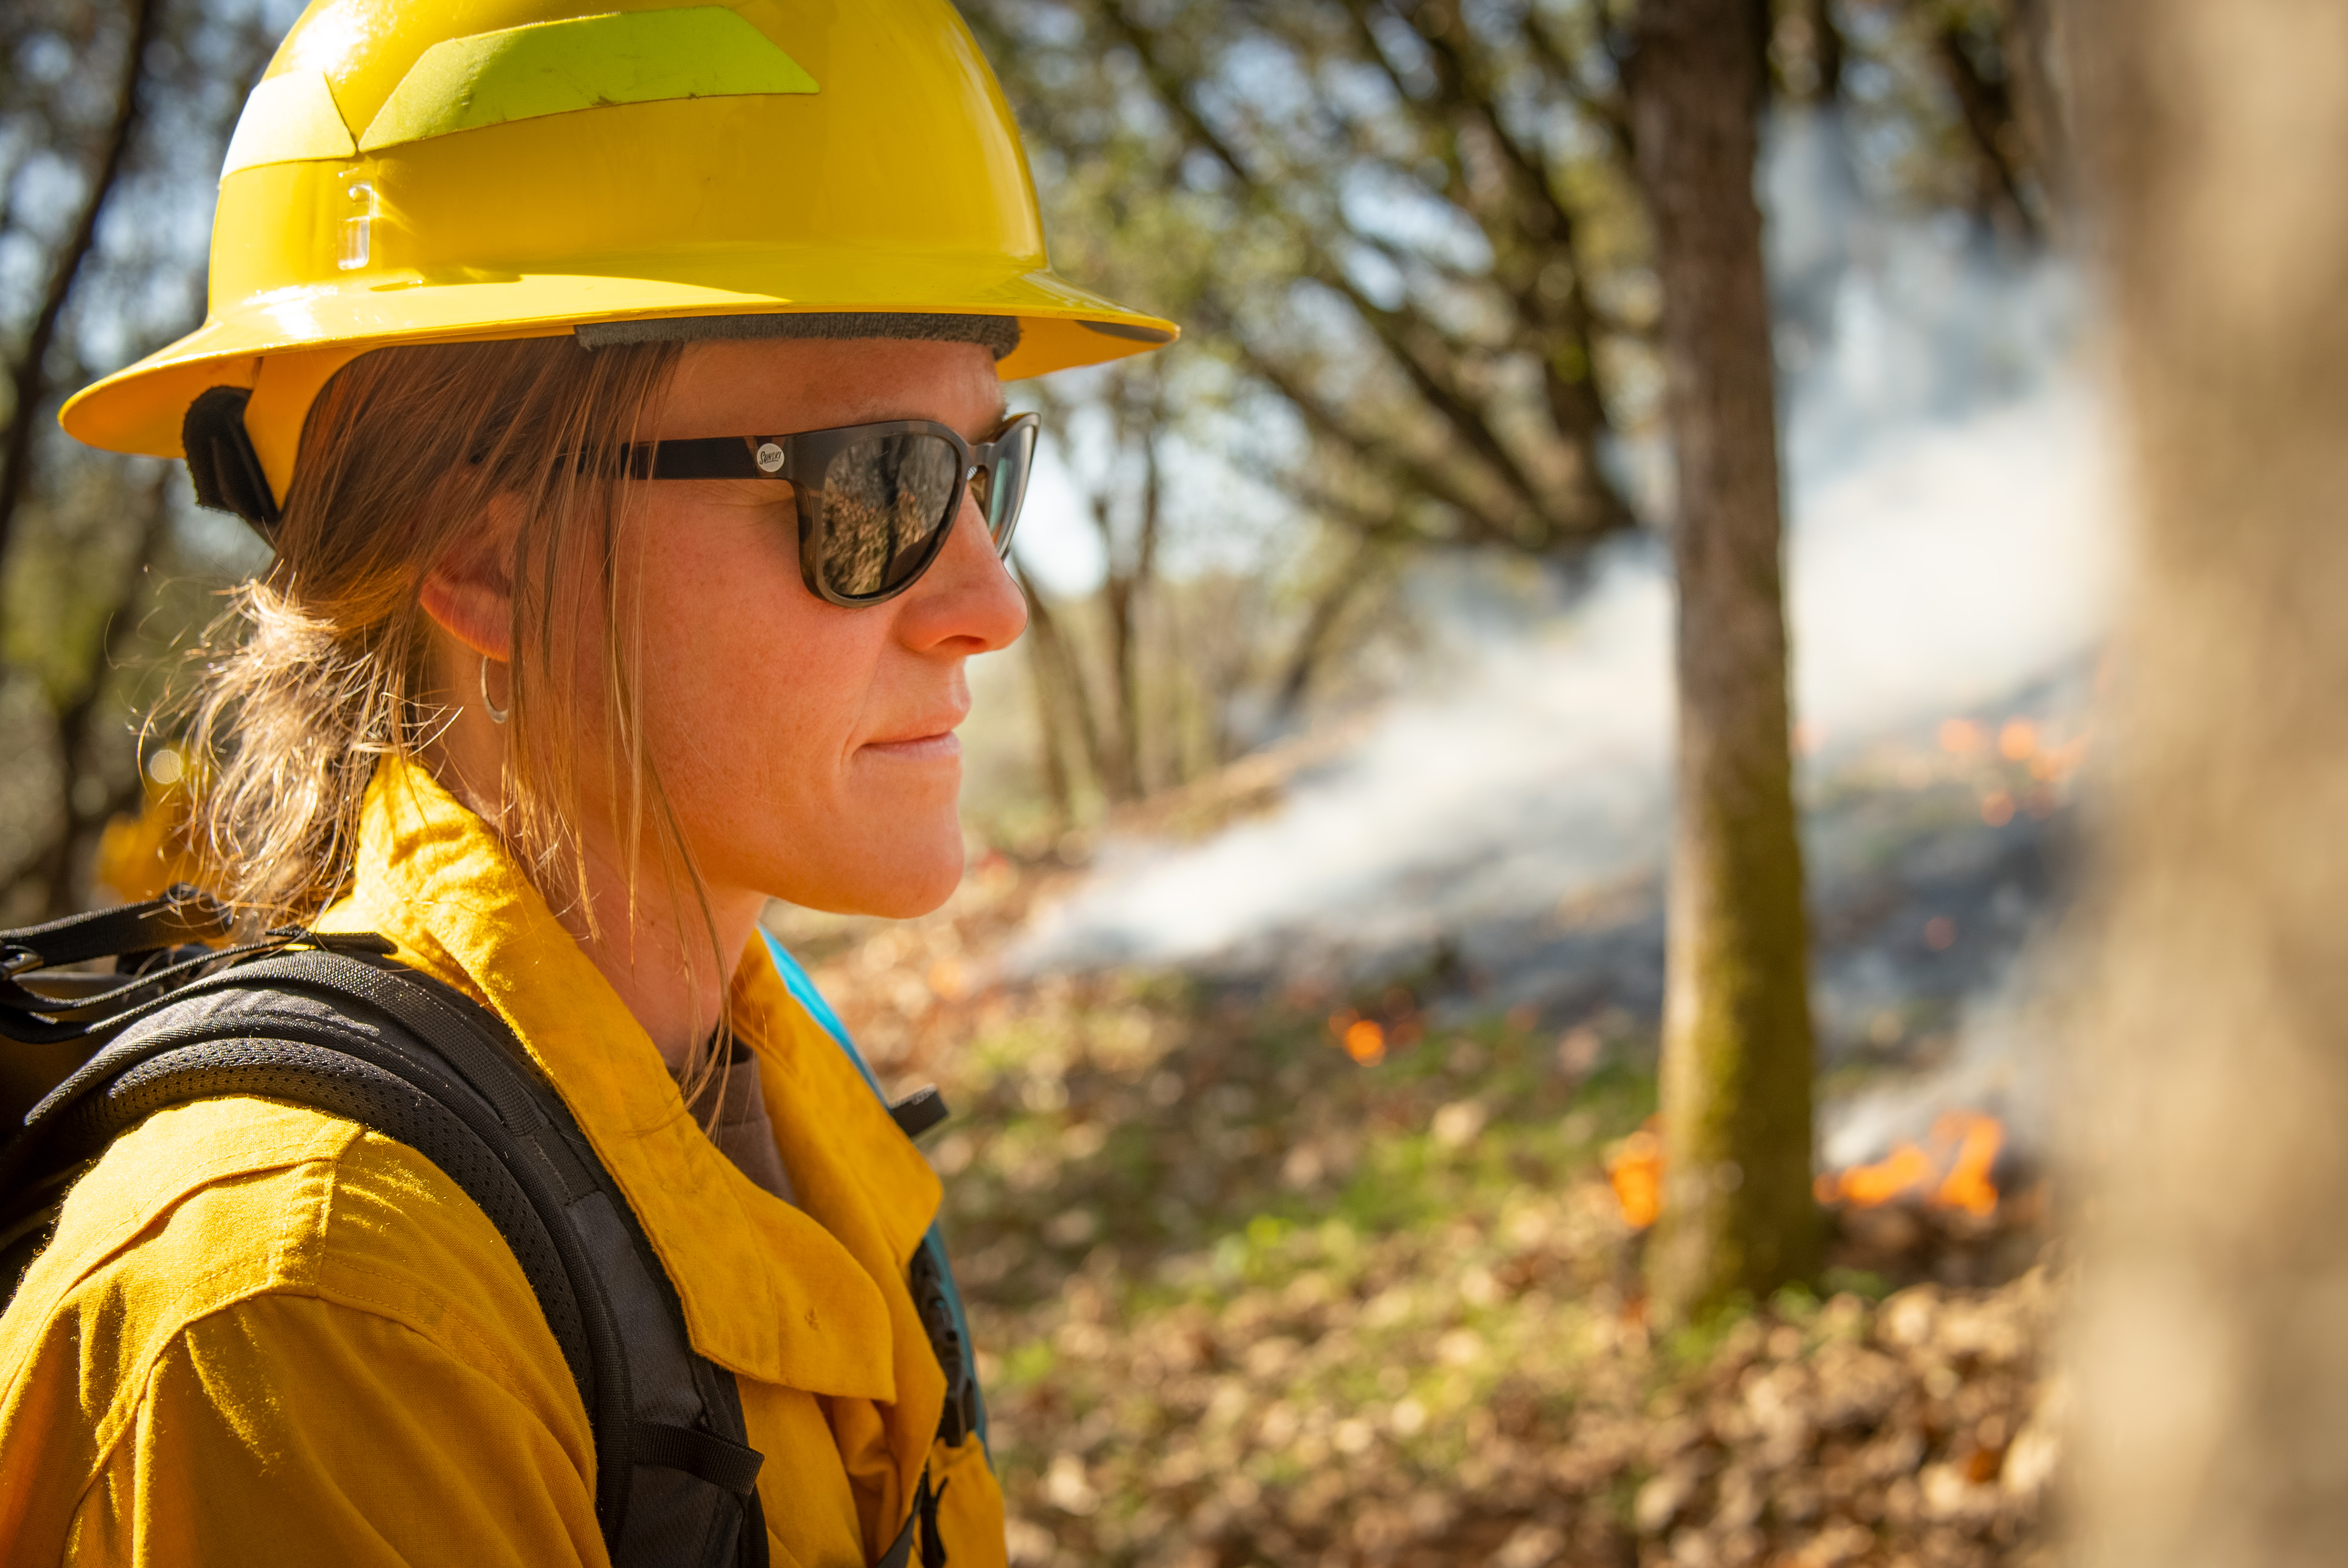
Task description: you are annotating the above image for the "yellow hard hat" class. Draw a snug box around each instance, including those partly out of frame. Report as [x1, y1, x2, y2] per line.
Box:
[59, 0, 1176, 512]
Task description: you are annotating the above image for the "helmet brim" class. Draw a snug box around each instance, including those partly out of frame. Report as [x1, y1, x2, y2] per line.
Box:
[62, 260, 1176, 461]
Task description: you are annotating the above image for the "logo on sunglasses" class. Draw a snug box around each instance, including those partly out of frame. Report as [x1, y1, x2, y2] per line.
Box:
[756, 442, 785, 473]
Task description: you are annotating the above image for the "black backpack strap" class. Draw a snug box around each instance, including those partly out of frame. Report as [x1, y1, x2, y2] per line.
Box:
[908, 1245, 979, 1450]
[14, 950, 766, 1568]
[876, 1468, 948, 1568]
[0, 888, 398, 1049]
[0, 885, 230, 973]
[0, 886, 234, 1044]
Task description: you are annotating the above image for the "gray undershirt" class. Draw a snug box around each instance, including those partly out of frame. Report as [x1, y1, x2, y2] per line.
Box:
[679, 1044, 797, 1206]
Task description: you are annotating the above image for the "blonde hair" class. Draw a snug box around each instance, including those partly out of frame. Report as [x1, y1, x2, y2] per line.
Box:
[171, 335, 733, 1084]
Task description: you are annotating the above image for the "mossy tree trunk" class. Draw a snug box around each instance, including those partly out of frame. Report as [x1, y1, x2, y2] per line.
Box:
[2068, 1, 2348, 1561]
[1630, 0, 1821, 1321]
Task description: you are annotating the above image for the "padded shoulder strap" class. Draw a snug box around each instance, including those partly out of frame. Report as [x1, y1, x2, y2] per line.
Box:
[21, 952, 766, 1568]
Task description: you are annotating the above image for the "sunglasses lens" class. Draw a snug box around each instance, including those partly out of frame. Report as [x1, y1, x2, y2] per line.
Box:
[981, 419, 1038, 554]
[815, 433, 964, 600]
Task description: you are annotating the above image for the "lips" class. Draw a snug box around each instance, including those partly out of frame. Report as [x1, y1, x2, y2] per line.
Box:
[859, 703, 967, 758]
[860, 730, 962, 762]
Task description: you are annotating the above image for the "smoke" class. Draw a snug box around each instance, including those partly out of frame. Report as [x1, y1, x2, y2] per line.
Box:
[1016, 387, 2109, 946]
[1008, 114, 2114, 1158]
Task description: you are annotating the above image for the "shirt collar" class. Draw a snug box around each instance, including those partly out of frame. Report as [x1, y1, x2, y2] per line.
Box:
[318, 759, 943, 1400]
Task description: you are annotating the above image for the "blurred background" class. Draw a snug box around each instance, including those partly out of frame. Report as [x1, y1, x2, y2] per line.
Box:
[2, 2, 2112, 1564]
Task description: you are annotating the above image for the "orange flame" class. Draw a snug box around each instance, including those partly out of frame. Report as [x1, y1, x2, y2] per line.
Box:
[1606, 1111, 2006, 1231]
[1932, 1112, 2003, 1216]
[1606, 1120, 1664, 1229]
[1327, 1010, 1388, 1064]
[1817, 1111, 2006, 1218]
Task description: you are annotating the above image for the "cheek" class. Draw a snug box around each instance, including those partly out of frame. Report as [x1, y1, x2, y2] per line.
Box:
[622, 499, 962, 908]
[634, 504, 863, 799]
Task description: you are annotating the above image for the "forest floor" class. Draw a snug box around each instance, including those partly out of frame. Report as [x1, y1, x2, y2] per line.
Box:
[771, 850, 2066, 1568]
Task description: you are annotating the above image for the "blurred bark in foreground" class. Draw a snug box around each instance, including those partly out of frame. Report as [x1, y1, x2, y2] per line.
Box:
[1630, 0, 1819, 1321]
[2068, 1, 2348, 1562]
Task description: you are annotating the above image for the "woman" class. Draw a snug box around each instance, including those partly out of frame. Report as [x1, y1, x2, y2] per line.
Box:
[0, 1, 1172, 1563]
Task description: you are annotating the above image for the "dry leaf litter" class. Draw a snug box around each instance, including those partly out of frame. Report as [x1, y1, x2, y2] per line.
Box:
[769, 852, 2062, 1568]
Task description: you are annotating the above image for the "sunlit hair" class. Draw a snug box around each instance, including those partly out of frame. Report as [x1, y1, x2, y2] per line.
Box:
[169, 334, 736, 1102]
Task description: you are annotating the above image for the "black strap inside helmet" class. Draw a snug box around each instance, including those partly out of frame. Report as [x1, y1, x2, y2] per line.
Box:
[182, 385, 280, 531]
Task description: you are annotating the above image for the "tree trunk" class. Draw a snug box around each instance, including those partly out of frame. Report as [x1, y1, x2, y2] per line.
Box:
[1017, 565, 1114, 811]
[0, 0, 163, 571]
[1631, 0, 1820, 1320]
[1094, 412, 1162, 804]
[1091, 570, 1142, 803]
[2067, 3, 2348, 1562]
[1269, 538, 1379, 731]
[1013, 565, 1078, 833]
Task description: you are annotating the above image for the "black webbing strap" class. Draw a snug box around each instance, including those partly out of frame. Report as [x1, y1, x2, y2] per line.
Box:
[0, 885, 229, 971]
[0, 892, 395, 1049]
[876, 1470, 948, 1568]
[0, 886, 236, 1044]
[631, 1420, 765, 1497]
[887, 1086, 950, 1141]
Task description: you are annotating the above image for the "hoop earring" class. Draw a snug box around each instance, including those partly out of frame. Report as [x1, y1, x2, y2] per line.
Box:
[480, 654, 510, 726]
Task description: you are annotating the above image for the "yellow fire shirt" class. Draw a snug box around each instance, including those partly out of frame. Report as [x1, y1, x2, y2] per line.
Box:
[0, 759, 1005, 1567]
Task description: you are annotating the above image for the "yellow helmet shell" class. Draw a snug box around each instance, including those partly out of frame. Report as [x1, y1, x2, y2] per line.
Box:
[61, 0, 1175, 497]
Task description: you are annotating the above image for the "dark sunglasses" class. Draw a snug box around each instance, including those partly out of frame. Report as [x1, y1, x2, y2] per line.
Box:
[621, 412, 1041, 606]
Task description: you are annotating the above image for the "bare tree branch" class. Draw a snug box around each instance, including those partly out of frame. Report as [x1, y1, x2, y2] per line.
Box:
[1523, 3, 1637, 160]
[32, 461, 172, 914]
[1307, 262, 1559, 522]
[1104, 0, 1628, 548]
[1271, 534, 1386, 725]
[1219, 330, 1521, 547]
[1929, 16, 2041, 241]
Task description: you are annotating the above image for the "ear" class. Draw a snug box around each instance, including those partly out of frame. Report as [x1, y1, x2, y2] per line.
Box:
[419, 495, 519, 662]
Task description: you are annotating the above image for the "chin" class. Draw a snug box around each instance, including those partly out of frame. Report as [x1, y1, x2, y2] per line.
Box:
[857, 884, 959, 921]
[789, 834, 967, 919]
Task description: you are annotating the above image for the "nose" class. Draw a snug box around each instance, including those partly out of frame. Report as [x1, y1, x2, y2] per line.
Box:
[892, 491, 1028, 655]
